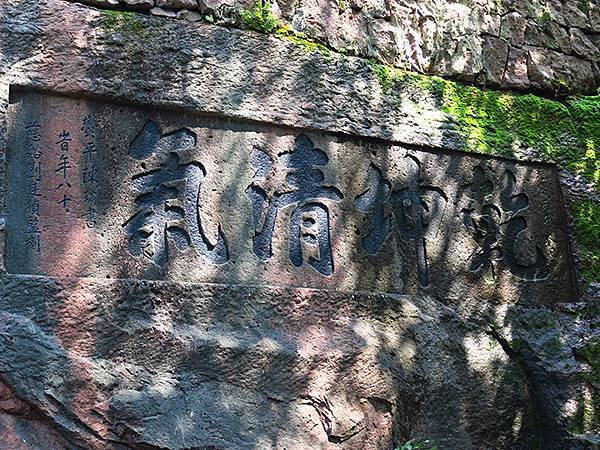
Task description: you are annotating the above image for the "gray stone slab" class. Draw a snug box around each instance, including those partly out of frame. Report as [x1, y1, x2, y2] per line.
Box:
[5, 89, 576, 302]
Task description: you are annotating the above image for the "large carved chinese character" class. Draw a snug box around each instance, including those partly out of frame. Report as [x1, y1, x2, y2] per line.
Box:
[460, 164, 549, 281]
[123, 121, 228, 267]
[355, 156, 447, 287]
[246, 134, 343, 275]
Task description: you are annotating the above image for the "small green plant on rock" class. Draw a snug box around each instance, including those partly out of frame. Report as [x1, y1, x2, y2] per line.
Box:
[539, 7, 552, 27]
[240, 1, 280, 34]
[100, 9, 148, 37]
[396, 439, 438, 450]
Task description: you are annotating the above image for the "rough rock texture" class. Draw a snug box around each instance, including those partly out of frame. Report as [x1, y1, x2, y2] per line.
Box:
[65, 0, 600, 95]
[0, 275, 597, 450]
[0, 0, 598, 449]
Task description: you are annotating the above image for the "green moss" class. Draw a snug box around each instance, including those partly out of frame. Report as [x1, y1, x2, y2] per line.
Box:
[367, 61, 397, 93]
[100, 9, 148, 37]
[577, 337, 600, 432]
[572, 199, 600, 283]
[578, 0, 590, 14]
[580, 337, 600, 385]
[365, 60, 599, 185]
[275, 25, 331, 55]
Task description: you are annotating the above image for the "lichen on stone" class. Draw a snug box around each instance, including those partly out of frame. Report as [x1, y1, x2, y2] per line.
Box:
[100, 8, 149, 37]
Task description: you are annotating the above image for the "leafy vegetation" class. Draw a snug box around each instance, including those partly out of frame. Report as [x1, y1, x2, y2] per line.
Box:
[239, 1, 280, 34]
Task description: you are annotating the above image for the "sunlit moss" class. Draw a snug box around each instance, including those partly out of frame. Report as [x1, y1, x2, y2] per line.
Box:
[364, 60, 600, 186]
[240, 2, 330, 55]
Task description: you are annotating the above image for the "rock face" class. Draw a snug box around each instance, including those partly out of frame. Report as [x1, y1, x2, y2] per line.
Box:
[64, 0, 600, 95]
[0, 0, 598, 449]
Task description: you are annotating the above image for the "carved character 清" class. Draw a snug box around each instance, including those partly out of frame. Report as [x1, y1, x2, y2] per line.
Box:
[246, 134, 343, 275]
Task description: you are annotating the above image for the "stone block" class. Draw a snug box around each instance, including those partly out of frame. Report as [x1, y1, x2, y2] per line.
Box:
[547, 0, 591, 28]
[500, 12, 527, 47]
[78, 0, 120, 7]
[177, 8, 203, 21]
[570, 27, 600, 60]
[502, 47, 530, 89]
[590, 2, 600, 31]
[156, 0, 198, 9]
[150, 5, 177, 16]
[528, 47, 596, 93]
[482, 35, 509, 86]
[5, 89, 576, 303]
[546, 21, 572, 54]
[123, 0, 154, 10]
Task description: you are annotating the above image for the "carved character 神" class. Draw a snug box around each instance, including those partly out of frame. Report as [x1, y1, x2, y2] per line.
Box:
[460, 164, 549, 281]
[355, 155, 447, 287]
[123, 121, 228, 267]
[246, 134, 343, 275]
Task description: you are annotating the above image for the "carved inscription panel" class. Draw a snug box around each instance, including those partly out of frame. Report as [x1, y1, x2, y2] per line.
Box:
[4, 90, 576, 302]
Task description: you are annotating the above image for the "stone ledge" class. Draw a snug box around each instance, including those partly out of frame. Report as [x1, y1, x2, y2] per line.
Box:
[63, 0, 600, 96]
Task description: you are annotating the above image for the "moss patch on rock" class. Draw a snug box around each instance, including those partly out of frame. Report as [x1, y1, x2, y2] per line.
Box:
[580, 337, 600, 385]
[572, 199, 600, 284]
[100, 9, 148, 37]
[364, 62, 599, 283]
[366, 62, 600, 186]
[239, 2, 331, 54]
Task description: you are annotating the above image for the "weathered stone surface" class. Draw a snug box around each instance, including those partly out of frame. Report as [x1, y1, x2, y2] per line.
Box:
[502, 47, 529, 89]
[591, 3, 600, 31]
[78, 0, 120, 7]
[58, 0, 600, 94]
[546, 22, 573, 54]
[149, 6, 177, 17]
[547, 0, 591, 29]
[156, 0, 198, 9]
[0, 274, 593, 449]
[570, 27, 600, 60]
[500, 12, 527, 47]
[482, 35, 509, 86]
[123, 0, 155, 11]
[197, 0, 239, 12]
[177, 8, 202, 21]
[527, 47, 596, 93]
[0, 0, 597, 449]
